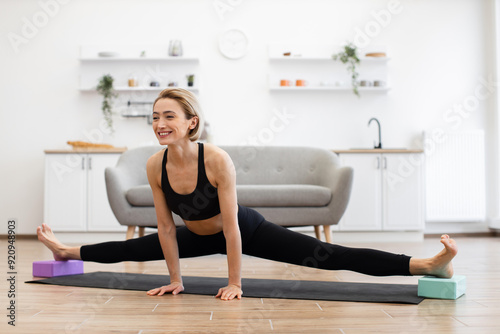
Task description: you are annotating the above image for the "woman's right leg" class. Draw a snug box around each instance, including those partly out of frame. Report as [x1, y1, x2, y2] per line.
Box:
[80, 226, 227, 263]
[37, 223, 164, 263]
[38, 223, 226, 263]
[80, 233, 164, 263]
[37, 224, 82, 261]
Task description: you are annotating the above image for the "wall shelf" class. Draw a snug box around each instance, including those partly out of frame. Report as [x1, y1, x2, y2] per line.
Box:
[80, 57, 199, 62]
[80, 44, 199, 96]
[79, 44, 200, 93]
[79, 44, 200, 126]
[268, 44, 390, 94]
[269, 86, 390, 92]
[269, 56, 391, 62]
[79, 86, 198, 92]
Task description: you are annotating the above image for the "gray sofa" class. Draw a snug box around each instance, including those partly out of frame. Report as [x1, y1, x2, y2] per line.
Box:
[105, 145, 353, 242]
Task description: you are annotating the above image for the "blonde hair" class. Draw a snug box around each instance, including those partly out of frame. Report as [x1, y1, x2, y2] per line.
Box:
[153, 88, 203, 142]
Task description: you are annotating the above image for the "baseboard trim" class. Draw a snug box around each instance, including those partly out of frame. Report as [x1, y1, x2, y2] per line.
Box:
[486, 218, 500, 230]
[425, 231, 498, 238]
[424, 220, 491, 234]
[329, 231, 424, 243]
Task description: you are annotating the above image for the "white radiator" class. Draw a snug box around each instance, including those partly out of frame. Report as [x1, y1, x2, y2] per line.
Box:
[424, 130, 485, 222]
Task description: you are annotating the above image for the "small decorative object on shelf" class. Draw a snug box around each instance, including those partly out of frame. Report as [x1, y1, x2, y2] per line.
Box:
[360, 80, 372, 87]
[332, 42, 361, 97]
[365, 52, 386, 58]
[97, 51, 119, 57]
[96, 74, 118, 134]
[169, 40, 183, 56]
[186, 74, 195, 87]
[128, 76, 138, 87]
[280, 79, 292, 87]
[296, 79, 307, 87]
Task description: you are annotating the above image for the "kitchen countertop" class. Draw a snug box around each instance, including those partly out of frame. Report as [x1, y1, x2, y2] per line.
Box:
[44, 147, 128, 154]
[45, 148, 423, 154]
[332, 149, 424, 154]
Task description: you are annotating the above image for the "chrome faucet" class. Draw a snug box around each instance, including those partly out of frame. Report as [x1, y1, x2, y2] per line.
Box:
[368, 118, 382, 149]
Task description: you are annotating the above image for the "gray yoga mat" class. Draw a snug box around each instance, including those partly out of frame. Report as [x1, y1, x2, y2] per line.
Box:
[26, 271, 424, 304]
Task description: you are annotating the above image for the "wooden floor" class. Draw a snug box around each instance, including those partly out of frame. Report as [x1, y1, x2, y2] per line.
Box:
[2, 235, 500, 333]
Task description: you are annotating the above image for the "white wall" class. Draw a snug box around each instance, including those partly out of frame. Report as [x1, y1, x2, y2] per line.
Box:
[0, 0, 495, 234]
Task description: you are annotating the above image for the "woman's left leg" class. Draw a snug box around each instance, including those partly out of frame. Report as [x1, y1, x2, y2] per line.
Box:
[243, 220, 411, 276]
[243, 219, 457, 278]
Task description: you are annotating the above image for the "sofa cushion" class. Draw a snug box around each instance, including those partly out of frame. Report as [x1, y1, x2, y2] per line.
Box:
[126, 184, 332, 208]
[126, 185, 154, 207]
[237, 185, 331, 207]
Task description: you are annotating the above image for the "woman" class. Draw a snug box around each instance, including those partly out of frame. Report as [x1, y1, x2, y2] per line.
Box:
[37, 88, 458, 301]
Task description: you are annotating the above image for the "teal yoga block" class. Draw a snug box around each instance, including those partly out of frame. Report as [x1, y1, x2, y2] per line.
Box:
[418, 275, 466, 300]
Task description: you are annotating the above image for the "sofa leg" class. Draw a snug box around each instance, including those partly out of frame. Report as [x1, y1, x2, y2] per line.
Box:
[323, 225, 332, 243]
[314, 226, 321, 240]
[138, 227, 145, 238]
[126, 226, 136, 240]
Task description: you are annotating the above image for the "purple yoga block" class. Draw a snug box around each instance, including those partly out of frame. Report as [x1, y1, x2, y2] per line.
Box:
[33, 260, 84, 277]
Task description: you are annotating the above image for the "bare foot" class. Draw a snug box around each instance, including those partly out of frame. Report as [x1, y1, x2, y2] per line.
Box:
[428, 235, 458, 278]
[37, 223, 69, 261]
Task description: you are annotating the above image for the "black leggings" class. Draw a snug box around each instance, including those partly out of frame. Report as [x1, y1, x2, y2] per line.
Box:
[81, 205, 411, 276]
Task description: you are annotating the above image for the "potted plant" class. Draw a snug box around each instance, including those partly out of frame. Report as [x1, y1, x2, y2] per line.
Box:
[96, 74, 118, 133]
[186, 74, 195, 87]
[332, 42, 361, 97]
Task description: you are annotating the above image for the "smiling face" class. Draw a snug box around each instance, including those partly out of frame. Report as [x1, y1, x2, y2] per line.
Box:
[152, 98, 198, 146]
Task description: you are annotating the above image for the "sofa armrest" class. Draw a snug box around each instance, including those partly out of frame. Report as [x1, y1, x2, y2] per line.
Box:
[322, 165, 354, 225]
[105, 166, 135, 226]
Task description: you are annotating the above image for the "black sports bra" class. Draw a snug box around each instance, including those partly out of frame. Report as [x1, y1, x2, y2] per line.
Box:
[161, 143, 221, 221]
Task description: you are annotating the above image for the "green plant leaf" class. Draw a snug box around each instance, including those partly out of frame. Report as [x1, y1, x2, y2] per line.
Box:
[332, 42, 361, 97]
[96, 74, 117, 133]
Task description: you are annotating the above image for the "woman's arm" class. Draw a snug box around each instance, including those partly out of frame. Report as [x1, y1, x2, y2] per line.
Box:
[211, 148, 242, 300]
[145, 152, 184, 296]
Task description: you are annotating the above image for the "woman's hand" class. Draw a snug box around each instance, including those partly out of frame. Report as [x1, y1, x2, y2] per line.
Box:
[147, 282, 184, 296]
[215, 284, 243, 301]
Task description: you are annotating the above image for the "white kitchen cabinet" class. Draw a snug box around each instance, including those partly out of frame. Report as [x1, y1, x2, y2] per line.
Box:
[382, 154, 424, 230]
[44, 151, 125, 232]
[338, 152, 424, 232]
[337, 154, 382, 230]
[44, 153, 87, 231]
